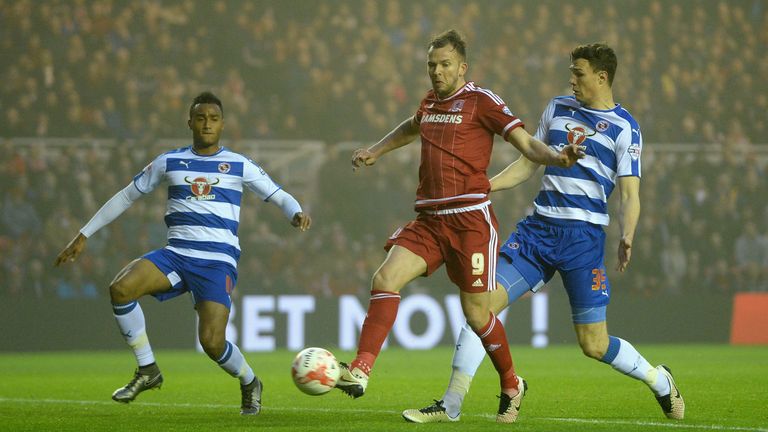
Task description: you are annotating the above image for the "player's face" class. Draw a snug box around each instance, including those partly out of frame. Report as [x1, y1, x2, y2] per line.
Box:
[569, 58, 604, 107]
[188, 103, 224, 152]
[427, 45, 467, 98]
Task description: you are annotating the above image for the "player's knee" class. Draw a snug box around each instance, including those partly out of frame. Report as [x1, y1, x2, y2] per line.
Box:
[109, 280, 135, 304]
[198, 331, 225, 360]
[371, 269, 399, 292]
[580, 342, 606, 360]
[491, 286, 510, 313]
[464, 307, 490, 331]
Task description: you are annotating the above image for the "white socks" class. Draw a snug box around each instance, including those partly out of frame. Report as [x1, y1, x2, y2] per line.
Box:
[601, 336, 671, 396]
[442, 323, 487, 417]
[113, 301, 155, 367]
[442, 329, 674, 419]
[217, 341, 255, 385]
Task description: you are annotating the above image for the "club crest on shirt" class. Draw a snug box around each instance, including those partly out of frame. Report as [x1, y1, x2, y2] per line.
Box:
[565, 123, 597, 146]
[449, 99, 465, 112]
[596, 120, 609, 132]
[218, 162, 231, 173]
[184, 176, 219, 200]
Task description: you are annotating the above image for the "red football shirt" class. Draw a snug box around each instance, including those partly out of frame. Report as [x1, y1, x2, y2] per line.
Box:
[413, 81, 524, 211]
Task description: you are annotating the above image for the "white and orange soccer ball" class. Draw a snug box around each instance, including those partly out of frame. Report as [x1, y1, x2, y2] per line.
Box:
[290, 347, 341, 395]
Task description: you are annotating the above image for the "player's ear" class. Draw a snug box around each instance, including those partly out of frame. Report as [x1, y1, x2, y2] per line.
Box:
[459, 61, 468, 78]
[598, 70, 608, 85]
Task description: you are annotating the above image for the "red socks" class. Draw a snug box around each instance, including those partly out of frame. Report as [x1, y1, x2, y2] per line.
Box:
[351, 290, 401, 376]
[474, 312, 519, 391]
[351, 294, 517, 392]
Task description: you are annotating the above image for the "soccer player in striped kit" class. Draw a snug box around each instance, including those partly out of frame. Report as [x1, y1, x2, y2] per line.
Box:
[55, 92, 311, 415]
[335, 30, 584, 423]
[403, 43, 685, 423]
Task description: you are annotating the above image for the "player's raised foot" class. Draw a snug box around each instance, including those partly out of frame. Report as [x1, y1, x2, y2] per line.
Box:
[402, 399, 460, 423]
[496, 377, 527, 423]
[655, 365, 684, 420]
[111, 364, 163, 403]
[240, 377, 263, 415]
[335, 362, 368, 398]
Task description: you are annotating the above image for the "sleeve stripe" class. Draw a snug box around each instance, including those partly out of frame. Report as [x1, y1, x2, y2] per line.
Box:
[502, 119, 523, 138]
[476, 88, 504, 105]
[263, 186, 282, 202]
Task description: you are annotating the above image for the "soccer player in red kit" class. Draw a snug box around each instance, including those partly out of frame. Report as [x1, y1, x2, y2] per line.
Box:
[336, 29, 584, 423]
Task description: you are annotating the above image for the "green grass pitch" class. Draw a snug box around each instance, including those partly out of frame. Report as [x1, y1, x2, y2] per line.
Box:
[1, 345, 766, 431]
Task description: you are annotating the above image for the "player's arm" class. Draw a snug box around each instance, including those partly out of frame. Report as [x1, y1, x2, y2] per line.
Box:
[352, 116, 420, 169]
[55, 183, 143, 266]
[616, 176, 640, 272]
[505, 127, 584, 168]
[490, 155, 541, 192]
[265, 189, 312, 232]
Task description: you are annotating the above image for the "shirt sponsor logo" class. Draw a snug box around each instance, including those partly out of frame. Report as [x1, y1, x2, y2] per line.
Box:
[184, 176, 219, 200]
[565, 123, 597, 146]
[421, 113, 463, 124]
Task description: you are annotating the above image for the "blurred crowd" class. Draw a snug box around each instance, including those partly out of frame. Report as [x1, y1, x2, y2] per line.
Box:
[2, 138, 767, 301]
[2, 0, 768, 300]
[1, 0, 766, 144]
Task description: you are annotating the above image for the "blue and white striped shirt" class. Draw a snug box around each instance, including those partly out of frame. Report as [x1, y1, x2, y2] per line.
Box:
[133, 146, 281, 268]
[532, 96, 642, 226]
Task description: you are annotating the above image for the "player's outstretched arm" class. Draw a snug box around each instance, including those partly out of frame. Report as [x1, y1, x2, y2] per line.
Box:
[352, 116, 420, 170]
[291, 212, 312, 232]
[55, 233, 87, 266]
[506, 127, 584, 168]
[266, 189, 311, 232]
[490, 155, 540, 192]
[54, 183, 142, 266]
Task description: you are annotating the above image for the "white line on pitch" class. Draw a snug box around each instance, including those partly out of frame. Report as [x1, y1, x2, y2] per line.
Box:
[1, 397, 765, 432]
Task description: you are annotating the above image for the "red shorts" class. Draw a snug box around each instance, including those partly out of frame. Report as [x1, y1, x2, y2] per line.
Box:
[385, 201, 499, 293]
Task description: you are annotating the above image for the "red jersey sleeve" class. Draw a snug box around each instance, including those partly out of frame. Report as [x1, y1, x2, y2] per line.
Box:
[475, 91, 525, 139]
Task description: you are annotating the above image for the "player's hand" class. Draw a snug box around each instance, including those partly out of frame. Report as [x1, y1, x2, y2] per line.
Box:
[351, 148, 377, 171]
[616, 237, 632, 272]
[558, 143, 586, 168]
[291, 212, 312, 231]
[55, 233, 87, 266]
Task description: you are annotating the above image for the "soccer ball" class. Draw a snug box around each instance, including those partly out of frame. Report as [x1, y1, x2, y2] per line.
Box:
[291, 347, 341, 395]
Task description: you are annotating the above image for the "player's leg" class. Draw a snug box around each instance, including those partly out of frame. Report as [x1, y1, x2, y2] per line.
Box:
[563, 224, 684, 419]
[405, 257, 537, 423]
[109, 257, 171, 403]
[459, 289, 526, 423]
[447, 207, 525, 423]
[337, 244, 428, 398]
[574, 318, 684, 419]
[196, 300, 262, 415]
[450, 219, 552, 404]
